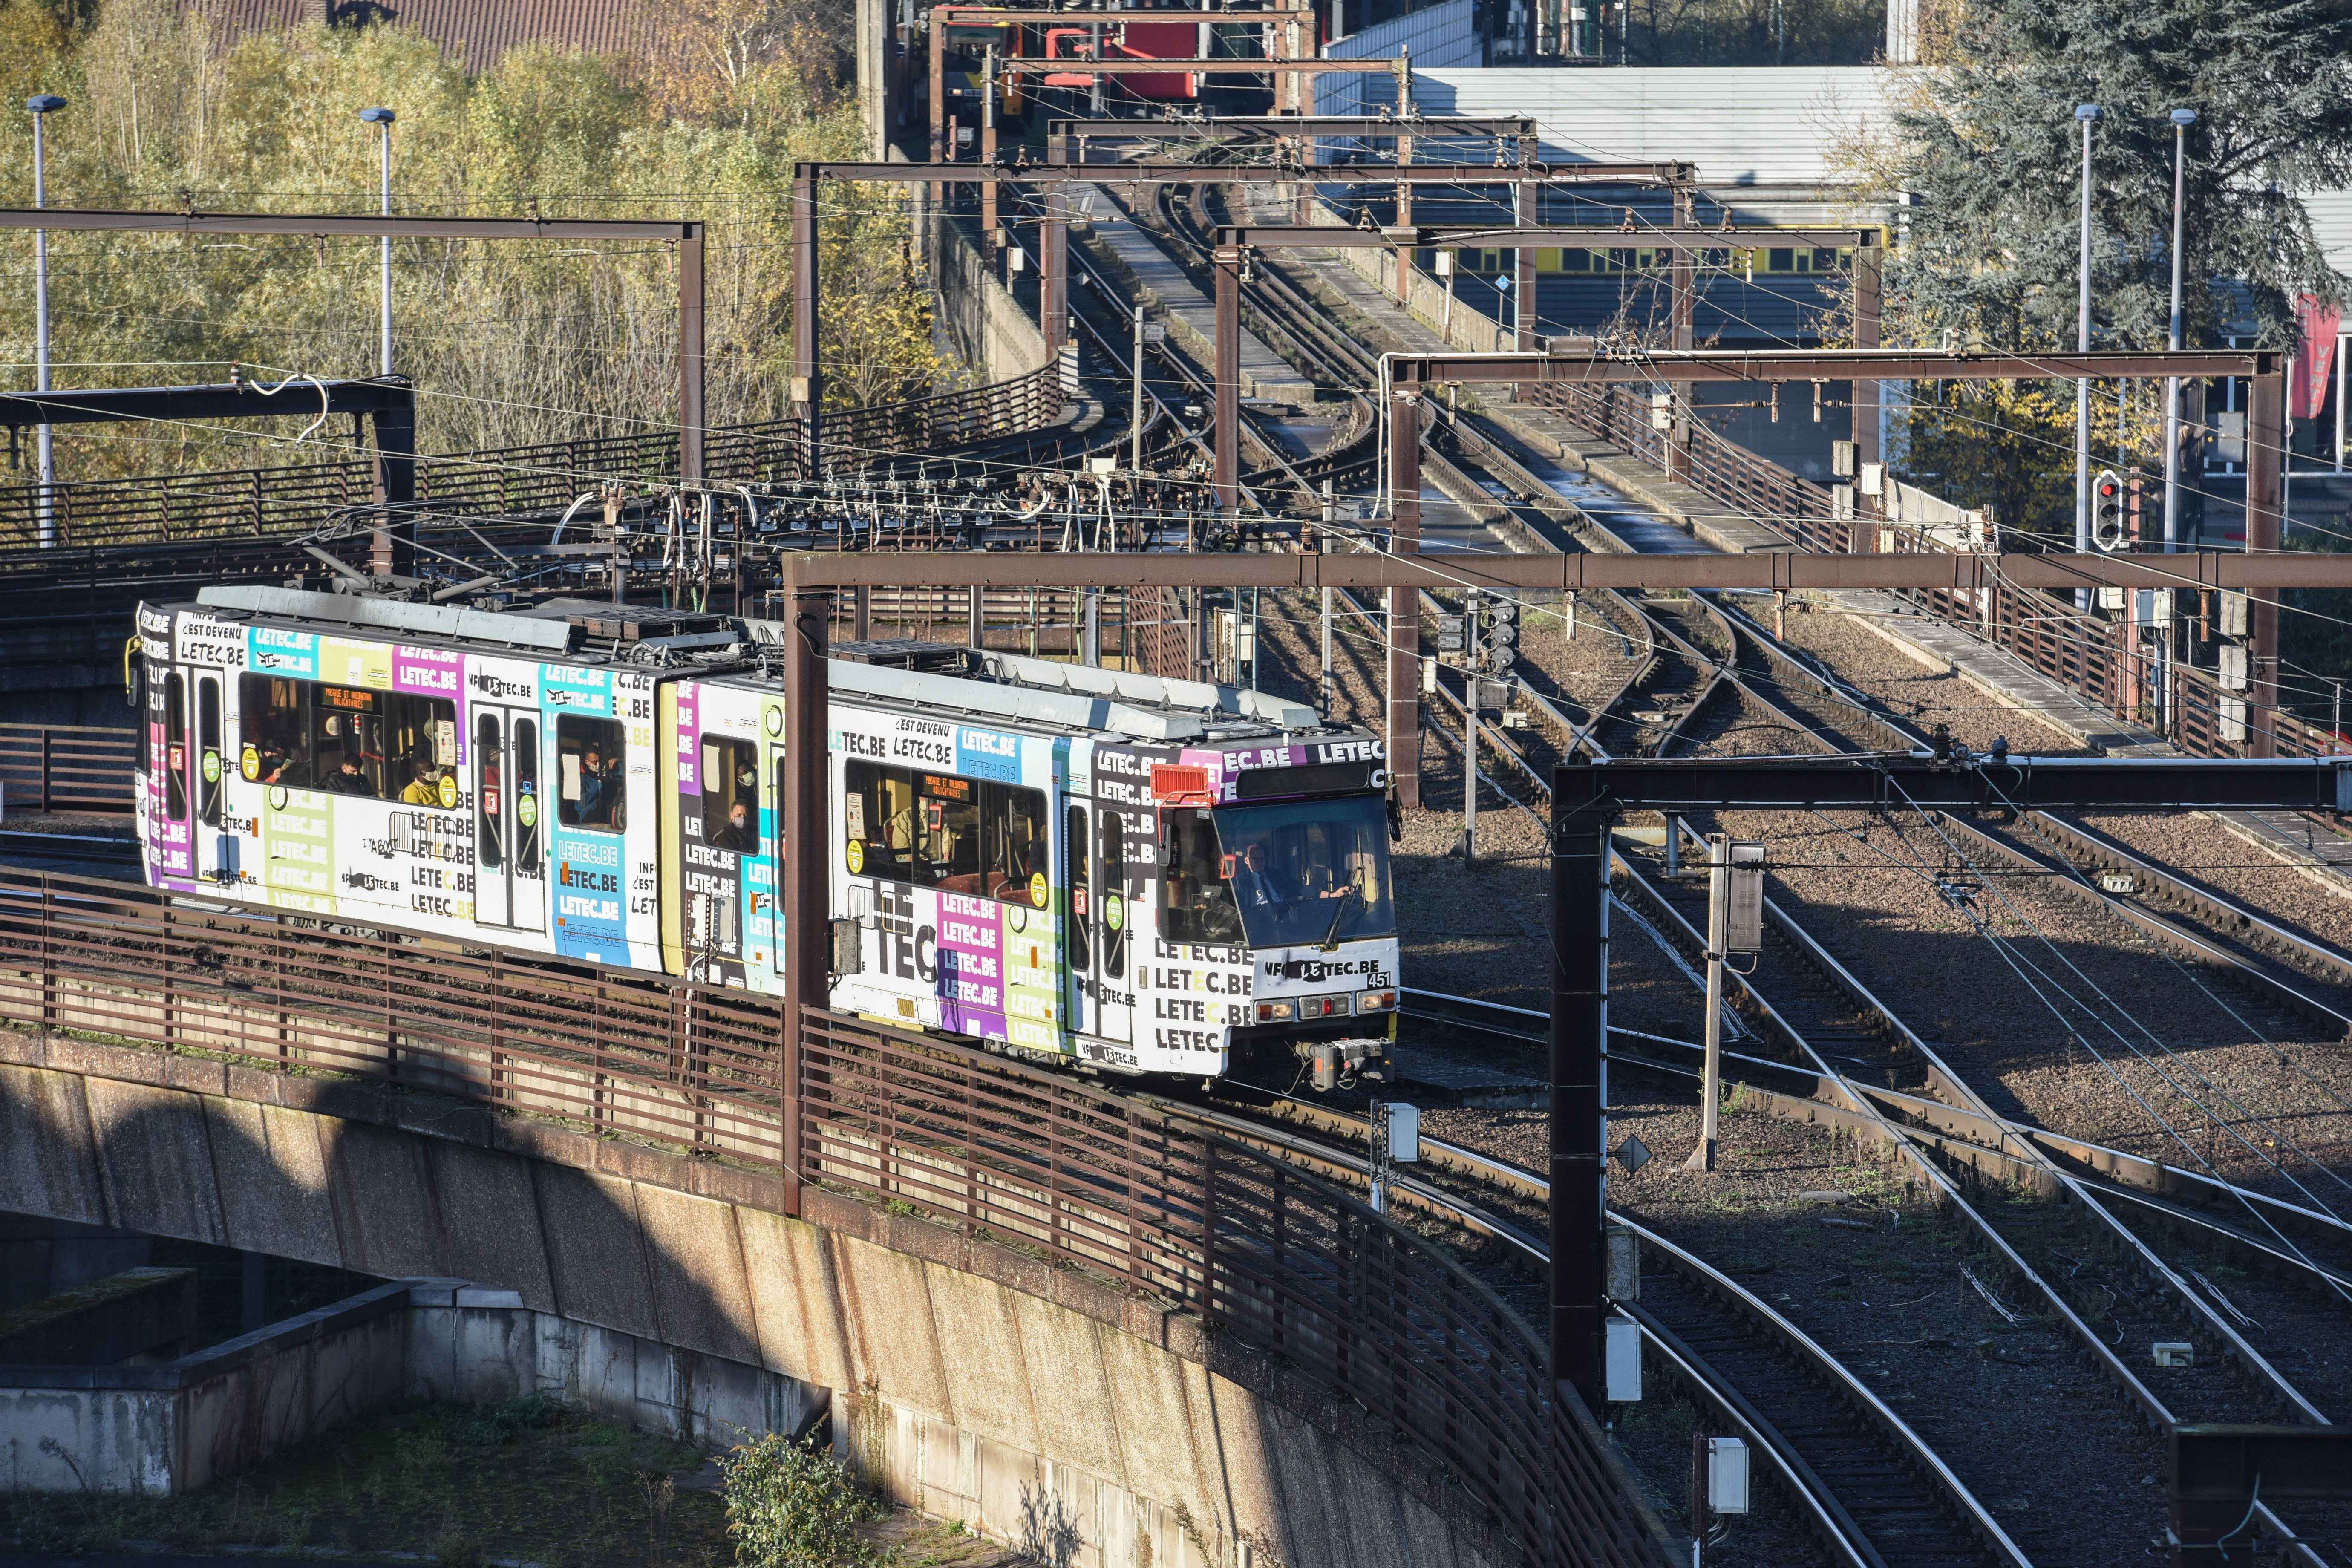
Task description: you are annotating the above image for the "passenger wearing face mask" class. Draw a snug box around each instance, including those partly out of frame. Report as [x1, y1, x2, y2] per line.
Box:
[709, 798, 757, 853]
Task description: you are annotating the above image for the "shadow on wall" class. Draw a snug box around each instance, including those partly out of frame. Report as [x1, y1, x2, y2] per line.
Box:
[0, 1041, 1526, 1568]
[0, 1060, 787, 1472]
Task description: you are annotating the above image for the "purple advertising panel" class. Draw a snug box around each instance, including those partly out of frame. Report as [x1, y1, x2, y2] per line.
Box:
[934, 890, 1009, 1039]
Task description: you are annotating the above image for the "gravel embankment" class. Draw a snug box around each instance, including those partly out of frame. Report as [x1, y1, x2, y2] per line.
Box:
[1773, 598, 2081, 756]
[1426, 1089, 2171, 1567]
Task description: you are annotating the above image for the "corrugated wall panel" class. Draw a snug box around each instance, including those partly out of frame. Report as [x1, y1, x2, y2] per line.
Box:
[1413, 66, 1893, 186]
[1319, 0, 1483, 113]
[197, 0, 658, 71]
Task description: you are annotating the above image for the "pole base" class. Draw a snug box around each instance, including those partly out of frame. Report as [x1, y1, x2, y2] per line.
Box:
[1681, 1139, 1717, 1173]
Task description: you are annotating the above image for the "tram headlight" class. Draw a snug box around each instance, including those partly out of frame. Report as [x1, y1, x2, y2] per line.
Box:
[1297, 995, 1345, 1020]
[1356, 989, 1397, 1015]
[1256, 1000, 1296, 1023]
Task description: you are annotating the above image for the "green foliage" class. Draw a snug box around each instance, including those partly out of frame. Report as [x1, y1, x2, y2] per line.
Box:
[0, 1395, 725, 1564]
[1869, 0, 2352, 536]
[720, 1431, 882, 1568]
[1885, 0, 2352, 355]
[0, 0, 941, 481]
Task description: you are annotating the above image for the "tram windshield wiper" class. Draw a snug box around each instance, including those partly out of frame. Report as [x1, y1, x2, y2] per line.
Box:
[1317, 884, 1362, 953]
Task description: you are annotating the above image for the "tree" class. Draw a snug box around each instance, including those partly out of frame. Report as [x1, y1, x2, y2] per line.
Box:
[1858, 0, 2352, 542]
[1884, 0, 2352, 355]
[0, 1, 942, 495]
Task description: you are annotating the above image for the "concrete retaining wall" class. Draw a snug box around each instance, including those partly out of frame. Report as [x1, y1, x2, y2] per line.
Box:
[935, 213, 1050, 384]
[0, 1283, 412, 1495]
[0, 1030, 1511, 1568]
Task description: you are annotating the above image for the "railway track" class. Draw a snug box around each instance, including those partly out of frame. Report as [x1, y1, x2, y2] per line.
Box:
[1308, 435, 2352, 1558]
[1135, 1083, 2025, 1568]
[1087, 173, 2352, 1559]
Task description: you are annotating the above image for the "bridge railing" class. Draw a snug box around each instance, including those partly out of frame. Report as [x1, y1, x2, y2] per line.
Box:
[0, 366, 1066, 553]
[0, 867, 1666, 1568]
[1524, 381, 2350, 758]
[0, 725, 139, 815]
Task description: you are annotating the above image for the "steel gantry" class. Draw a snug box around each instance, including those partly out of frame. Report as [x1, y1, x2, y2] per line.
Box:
[1548, 753, 2352, 1413]
[749, 550, 2352, 1425]
[0, 207, 709, 575]
[926, 3, 1331, 142]
[1378, 346, 2290, 763]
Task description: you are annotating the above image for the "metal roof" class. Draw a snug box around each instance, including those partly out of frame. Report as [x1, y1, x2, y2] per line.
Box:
[200, 0, 658, 71]
[1412, 66, 1896, 188]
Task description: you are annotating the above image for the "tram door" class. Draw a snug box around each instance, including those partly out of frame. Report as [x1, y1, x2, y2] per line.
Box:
[472, 707, 546, 933]
[1061, 801, 1133, 1046]
[1092, 805, 1132, 1044]
[765, 742, 789, 986]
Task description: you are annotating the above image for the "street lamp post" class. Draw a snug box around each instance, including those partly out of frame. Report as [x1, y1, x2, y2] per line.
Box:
[2162, 108, 2197, 553]
[2074, 102, 2101, 610]
[27, 93, 64, 549]
[360, 107, 395, 376]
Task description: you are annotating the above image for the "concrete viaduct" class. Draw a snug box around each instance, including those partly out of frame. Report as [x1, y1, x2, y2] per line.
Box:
[0, 1024, 1531, 1568]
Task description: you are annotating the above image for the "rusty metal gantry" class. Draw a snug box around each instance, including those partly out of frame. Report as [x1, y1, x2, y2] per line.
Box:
[1371, 346, 2286, 789]
[927, 3, 1331, 149]
[0, 206, 708, 574]
[788, 156, 1682, 474]
[758, 551, 2352, 1418]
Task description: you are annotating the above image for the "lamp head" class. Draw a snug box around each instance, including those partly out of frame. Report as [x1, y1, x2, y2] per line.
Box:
[360, 106, 395, 126]
[2170, 109, 2199, 127]
[25, 95, 64, 115]
[2075, 103, 2103, 121]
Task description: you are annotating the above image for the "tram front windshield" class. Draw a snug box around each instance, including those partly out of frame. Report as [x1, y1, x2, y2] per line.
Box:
[1162, 795, 1394, 949]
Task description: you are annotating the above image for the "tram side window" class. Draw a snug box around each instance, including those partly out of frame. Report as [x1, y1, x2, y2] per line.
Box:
[1159, 808, 1242, 945]
[841, 758, 1044, 898]
[235, 674, 455, 800]
[701, 736, 759, 851]
[1099, 809, 1127, 979]
[196, 678, 222, 826]
[556, 715, 626, 831]
[514, 718, 541, 870]
[164, 672, 188, 822]
[1064, 803, 1090, 971]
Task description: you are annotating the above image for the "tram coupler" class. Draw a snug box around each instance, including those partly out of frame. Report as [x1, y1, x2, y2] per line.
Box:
[1303, 1038, 1386, 1091]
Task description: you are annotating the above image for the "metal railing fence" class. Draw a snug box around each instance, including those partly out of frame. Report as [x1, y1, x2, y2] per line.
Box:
[0, 866, 1667, 1568]
[0, 726, 139, 814]
[0, 367, 1064, 553]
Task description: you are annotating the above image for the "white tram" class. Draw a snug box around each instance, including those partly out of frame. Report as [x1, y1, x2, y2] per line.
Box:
[133, 586, 1400, 1084]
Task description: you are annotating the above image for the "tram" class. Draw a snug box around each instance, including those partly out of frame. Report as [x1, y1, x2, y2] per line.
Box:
[131, 586, 1399, 1086]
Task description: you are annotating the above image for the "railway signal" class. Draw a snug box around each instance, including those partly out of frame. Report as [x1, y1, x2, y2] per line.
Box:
[1484, 596, 1519, 674]
[2093, 468, 2127, 550]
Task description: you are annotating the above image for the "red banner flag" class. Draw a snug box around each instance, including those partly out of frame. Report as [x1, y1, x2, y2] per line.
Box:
[2293, 293, 2342, 422]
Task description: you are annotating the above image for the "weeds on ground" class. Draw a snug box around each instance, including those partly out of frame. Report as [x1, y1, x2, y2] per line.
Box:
[0, 1395, 729, 1566]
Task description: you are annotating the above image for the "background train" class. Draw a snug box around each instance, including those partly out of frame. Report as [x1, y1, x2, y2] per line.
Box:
[132, 586, 1399, 1087]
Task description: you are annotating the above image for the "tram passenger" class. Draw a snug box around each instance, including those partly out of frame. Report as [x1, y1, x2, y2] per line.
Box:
[401, 764, 444, 807]
[576, 745, 617, 825]
[709, 799, 755, 853]
[322, 755, 374, 797]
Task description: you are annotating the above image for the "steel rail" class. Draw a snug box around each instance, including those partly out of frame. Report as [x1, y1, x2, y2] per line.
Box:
[1642, 678, 2340, 1421]
[1700, 591, 2352, 1028]
[1384, 473, 2339, 1554]
[1406, 983, 2352, 1288]
[1149, 1087, 2023, 1568]
[1595, 594, 2345, 1559]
